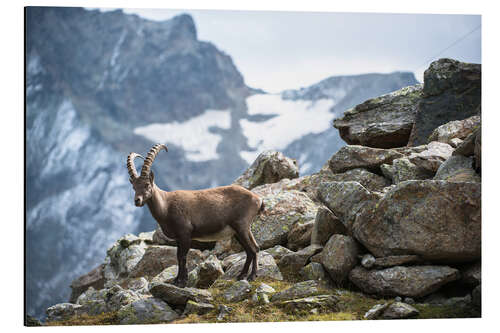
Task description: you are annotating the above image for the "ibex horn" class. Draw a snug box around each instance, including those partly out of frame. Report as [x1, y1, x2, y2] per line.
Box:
[127, 152, 144, 179]
[140, 143, 168, 178]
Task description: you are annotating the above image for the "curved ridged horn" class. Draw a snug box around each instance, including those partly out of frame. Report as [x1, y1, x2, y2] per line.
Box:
[140, 143, 168, 178]
[127, 152, 144, 179]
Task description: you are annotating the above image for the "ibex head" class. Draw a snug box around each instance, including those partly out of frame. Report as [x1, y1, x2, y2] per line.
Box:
[127, 143, 168, 207]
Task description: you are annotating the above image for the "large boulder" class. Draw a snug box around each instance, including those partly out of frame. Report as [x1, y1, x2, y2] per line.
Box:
[349, 265, 460, 298]
[221, 251, 283, 281]
[248, 189, 318, 249]
[194, 255, 225, 289]
[311, 207, 346, 246]
[320, 235, 360, 284]
[428, 115, 481, 145]
[434, 155, 480, 183]
[328, 145, 404, 174]
[117, 298, 179, 324]
[69, 264, 106, 303]
[408, 58, 481, 146]
[128, 245, 205, 278]
[353, 180, 481, 262]
[317, 181, 379, 232]
[334, 84, 423, 148]
[234, 150, 299, 190]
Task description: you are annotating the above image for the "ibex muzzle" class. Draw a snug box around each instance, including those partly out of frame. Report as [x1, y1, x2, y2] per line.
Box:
[127, 144, 264, 287]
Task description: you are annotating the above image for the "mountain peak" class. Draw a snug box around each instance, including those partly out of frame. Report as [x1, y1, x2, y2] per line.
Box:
[168, 13, 197, 41]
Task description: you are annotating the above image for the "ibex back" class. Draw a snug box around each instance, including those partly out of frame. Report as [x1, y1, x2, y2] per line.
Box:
[127, 143, 264, 287]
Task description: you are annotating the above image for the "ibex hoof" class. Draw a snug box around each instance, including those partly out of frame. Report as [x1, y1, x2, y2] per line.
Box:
[173, 278, 187, 288]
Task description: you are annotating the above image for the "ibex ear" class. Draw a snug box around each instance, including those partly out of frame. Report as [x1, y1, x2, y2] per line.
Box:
[149, 171, 155, 183]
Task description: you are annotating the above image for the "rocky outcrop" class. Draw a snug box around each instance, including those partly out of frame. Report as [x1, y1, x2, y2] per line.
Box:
[334, 84, 422, 148]
[234, 150, 299, 190]
[408, 58, 481, 146]
[353, 180, 481, 262]
[349, 265, 460, 297]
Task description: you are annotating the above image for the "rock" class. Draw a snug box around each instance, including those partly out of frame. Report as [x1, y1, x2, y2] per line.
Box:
[216, 304, 232, 321]
[183, 300, 215, 316]
[103, 234, 148, 281]
[404, 297, 415, 304]
[461, 261, 481, 286]
[328, 145, 404, 173]
[317, 181, 379, 232]
[256, 283, 276, 294]
[126, 277, 150, 295]
[334, 84, 422, 148]
[223, 280, 252, 302]
[311, 207, 346, 246]
[26, 315, 42, 326]
[234, 150, 299, 190]
[372, 255, 421, 269]
[221, 251, 283, 280]
[450, 138, 463, 148]
[221, 252, 248, 270]
[320, 235, 360, 284]
[361, 254, 376, 269]
[248, 190, 318, 249]
[349, 265, 460, 298]
[408, 58, 481, 146]
[434, 155, 480, 182]
[322, 168, 390, 192]
[129, 245, 205, 278]
[408, 141, 454, 173]
[69, 264, 106, 303]
[428, 115, 481, 145]
[75, 287, 108, 315]
[389, 157, 434, 184]
[117, 298, 179, 324]
[279, 244, 323, 272]
[394, 296, 402, 302]
[46, 303, 83, 322]
[271, 280, 323, 302]
[287, 219, 314, 251]
[262, 245, 294, 262]
[251, 292, 270, 305]
[353, 180, 481, 262]
[280, 295, 339, 313]
[194, 255, 224, 288]
[364, 303, 389, 320]
[453, 127, 479, 157]
[299, 262, 330, 283]
[472, 285, 481, 308]
[149, 282, 213, 306]
[105, 285, 142, 312]
[382, 302, 419, 319]
[444, 295, 472, 308]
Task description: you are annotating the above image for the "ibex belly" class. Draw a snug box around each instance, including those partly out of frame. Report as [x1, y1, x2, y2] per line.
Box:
[192, 225, 236, 242]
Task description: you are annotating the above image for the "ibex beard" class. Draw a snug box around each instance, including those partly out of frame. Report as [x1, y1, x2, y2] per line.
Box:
[127, 143, 265, 288]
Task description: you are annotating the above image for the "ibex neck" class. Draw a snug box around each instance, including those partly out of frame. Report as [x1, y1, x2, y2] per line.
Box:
[146, 185, 168, 222]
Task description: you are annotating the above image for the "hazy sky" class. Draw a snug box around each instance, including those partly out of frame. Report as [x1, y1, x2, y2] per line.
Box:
[97, 8, 481, 93]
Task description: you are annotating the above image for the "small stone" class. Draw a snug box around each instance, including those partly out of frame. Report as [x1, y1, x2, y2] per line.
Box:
[404, 297, 415, 304]
[223, 280, 252, 303]
[395, 296, 402, 302]
[216, 305, 233, 321]
[364, 303, 389, 320]
[382, 302, 419, 319]
[256, 283, 275, 294]
[361, 254, 376, 269]
[183, 300, 215, 316]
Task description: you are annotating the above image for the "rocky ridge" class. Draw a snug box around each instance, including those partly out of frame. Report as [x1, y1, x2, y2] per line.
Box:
[41, 58, 481, 325]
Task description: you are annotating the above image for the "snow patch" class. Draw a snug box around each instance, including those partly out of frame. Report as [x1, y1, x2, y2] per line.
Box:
[134, 109, 231, 162]
[240, 94, 335, 164]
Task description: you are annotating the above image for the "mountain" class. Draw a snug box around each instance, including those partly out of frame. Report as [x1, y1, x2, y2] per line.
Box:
[25, 7, 417, 319]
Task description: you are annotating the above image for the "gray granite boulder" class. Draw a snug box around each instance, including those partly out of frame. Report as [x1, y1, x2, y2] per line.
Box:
[149, 282, 213, 306]
[117, 298, 179, 324]
[320, 235, 360, 284]
[311, 206, 346, 246]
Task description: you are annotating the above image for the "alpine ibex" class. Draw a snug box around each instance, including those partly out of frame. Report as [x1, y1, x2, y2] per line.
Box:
[127, 144, 264, 287]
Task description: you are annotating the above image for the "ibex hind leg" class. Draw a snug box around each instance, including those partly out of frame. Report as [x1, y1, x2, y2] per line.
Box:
[233, 228, 257, 281]
[247, 231, 259, 281]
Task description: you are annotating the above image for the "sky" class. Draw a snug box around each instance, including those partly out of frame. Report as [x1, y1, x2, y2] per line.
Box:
[95, 8, 483, 93]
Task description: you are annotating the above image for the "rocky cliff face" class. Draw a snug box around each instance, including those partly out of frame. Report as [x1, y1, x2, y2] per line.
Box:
[26, 7, 418, 319]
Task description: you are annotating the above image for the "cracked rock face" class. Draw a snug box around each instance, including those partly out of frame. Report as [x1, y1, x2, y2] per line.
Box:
[349, 265, 460, 298]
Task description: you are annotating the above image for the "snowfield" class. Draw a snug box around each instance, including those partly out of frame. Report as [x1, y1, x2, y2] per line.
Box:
[134, 109, 232, 162]
[240, 94, 335, 164]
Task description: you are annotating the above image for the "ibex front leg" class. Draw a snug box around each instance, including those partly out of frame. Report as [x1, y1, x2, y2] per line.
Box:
[174, 235, 191, 288]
